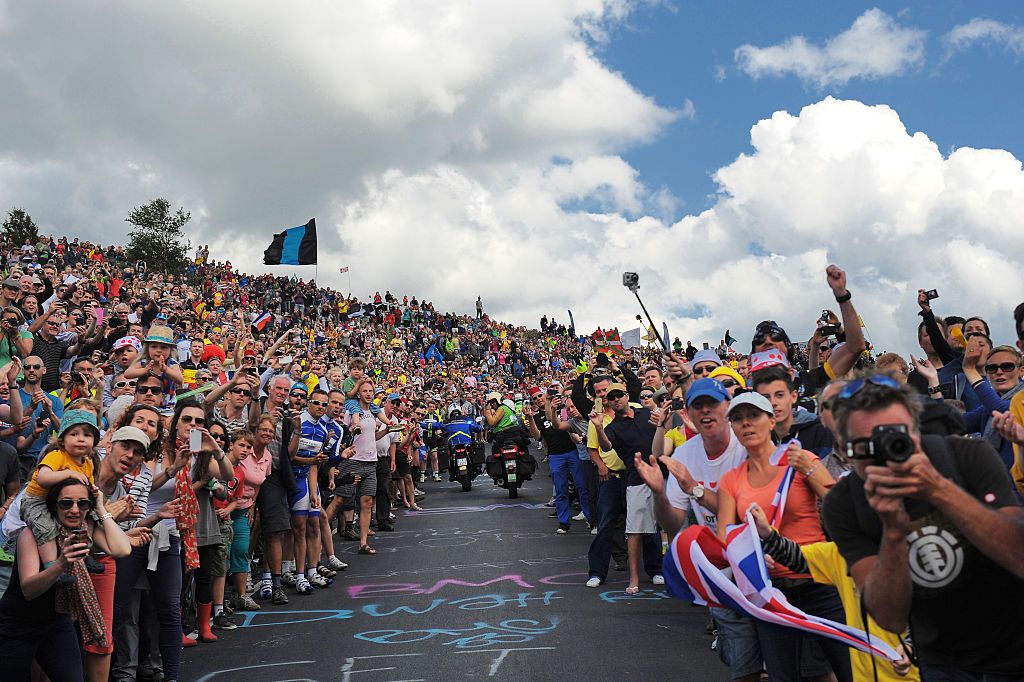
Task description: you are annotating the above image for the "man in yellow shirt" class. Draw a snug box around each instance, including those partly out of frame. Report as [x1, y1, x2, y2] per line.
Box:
[584, 376, 629, 587]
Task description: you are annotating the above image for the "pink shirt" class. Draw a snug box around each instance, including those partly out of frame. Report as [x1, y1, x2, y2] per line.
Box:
[236, 450, 272, 510]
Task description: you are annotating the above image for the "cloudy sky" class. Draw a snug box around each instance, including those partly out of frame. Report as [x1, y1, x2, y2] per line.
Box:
[1, 1, 1022, 352]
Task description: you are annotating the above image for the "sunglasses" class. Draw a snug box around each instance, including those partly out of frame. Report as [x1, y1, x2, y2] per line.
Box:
[211, 432, 228, 441]
[719, 379, 739, 388]
[836, 375, 901, 401]
[985, 362, 1019, 374]
[136, 385, 164, 395]
[58, 498, 92, 511]
[606, 391, 626, 401]
[23, 363, 43, 370]
[639, 392, 654, 399]
[230, 388, 248, 395]
[309, 399, 328, 407]
[114, 380, 137, 389]
[693, 365, 716, 376]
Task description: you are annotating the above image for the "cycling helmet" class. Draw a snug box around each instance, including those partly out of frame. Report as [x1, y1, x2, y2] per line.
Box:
[448, 408, 462, 420]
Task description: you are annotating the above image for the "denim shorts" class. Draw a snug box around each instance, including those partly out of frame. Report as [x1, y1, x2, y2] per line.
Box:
[712, 606, 763, 678]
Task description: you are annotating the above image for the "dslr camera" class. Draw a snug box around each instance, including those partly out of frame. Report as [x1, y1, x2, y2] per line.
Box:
[868, 424, 915, 465]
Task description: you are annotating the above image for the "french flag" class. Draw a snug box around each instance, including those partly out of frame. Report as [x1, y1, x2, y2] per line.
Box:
[251, 311, 273, 332]
[662, 513, 901, 663]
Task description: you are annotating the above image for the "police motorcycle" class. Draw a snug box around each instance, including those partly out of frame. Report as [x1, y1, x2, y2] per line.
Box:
[442, 409, 484, 492]
[482, 392, 536, 498]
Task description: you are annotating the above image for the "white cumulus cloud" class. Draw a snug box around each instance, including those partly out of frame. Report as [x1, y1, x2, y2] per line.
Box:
[735, 8, 926, 88]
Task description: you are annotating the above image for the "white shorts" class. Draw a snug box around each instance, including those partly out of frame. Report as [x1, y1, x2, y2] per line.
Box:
[625, 483, 657, 534]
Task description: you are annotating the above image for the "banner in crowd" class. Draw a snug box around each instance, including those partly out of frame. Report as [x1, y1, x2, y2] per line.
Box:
[263, 218, 318, 265]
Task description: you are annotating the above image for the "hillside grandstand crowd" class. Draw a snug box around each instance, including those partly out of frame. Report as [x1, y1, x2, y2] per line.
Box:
[0, 233, 1021, 681]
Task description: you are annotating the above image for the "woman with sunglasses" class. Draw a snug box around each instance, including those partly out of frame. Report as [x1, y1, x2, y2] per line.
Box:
[718, 392, 850, 682]
[0, 305, 31, 368]
[111, 400, 210, 682]
[961, 344, 1024, 468]
[0, 478, 131, 681]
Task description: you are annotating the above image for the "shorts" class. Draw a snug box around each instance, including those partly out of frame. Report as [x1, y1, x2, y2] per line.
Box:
[21, 494, 59, 544]
[711, 606, 762, 678]
[210, 517, 233, 578]
[625, 484, 656, 534]
[288, 474, 321, 517]
[256, 472, 291, 534]
[394, 454, 411, 478]
[337, 459, 377, 500]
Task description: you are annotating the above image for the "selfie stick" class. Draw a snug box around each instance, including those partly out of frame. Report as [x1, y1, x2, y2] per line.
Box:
[625, 279, 668, 352]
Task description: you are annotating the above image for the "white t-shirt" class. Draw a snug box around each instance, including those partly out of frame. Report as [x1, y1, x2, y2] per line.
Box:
[665, 431, 747, 532]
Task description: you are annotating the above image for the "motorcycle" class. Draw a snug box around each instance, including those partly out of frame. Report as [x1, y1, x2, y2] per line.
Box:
[485, 436, 536, 498]
[446, 441, 482, 492]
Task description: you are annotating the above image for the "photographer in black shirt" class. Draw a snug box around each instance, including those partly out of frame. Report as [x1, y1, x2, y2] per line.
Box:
[822, 374, 1024, 680]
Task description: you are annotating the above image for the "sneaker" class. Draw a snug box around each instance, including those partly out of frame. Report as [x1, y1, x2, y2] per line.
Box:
[281, 570, 297, 587]
[432, 472, 441, 482]
[572, 511, 586, 522]
[308, 571, 330, 588]
[325, 556, 348, 571]
[257, 578, 273, 600]
[545, 497, 556, 507]
[556, 523, 570, 535]
[586, 576, 602, 588]
[547, 511, 558, 518]
[388, 512, 397, 522]
[212, 614, 237, 630]
[589, 524, 598, 536]
[271, 587, 289, 605]
[316, 563, 336, 578]
[236, 595, 261, 611]
[414, 488, 425, 499]
[652, 574, 665, 586]
[295, 577, 314, 595]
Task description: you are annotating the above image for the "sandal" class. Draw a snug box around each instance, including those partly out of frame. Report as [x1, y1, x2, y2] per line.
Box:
[358, 544, 377, 555]
[625, 585, 640, 595]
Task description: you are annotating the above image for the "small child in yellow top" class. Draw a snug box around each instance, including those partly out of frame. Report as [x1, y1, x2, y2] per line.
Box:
[20, 409, 101, 571]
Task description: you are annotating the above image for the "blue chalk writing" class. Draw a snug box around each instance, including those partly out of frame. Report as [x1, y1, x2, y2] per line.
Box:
[354, 617, 560, 648]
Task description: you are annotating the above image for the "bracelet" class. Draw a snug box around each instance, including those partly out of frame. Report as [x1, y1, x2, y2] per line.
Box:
[927, 385, 943, 395]
[804, 461, 821, 477]
[99, 512, 114, 522]
[834, 291, 852, 304]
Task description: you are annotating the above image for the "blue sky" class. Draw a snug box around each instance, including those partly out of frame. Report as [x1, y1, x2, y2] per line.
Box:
[600, 1, 1024, 219]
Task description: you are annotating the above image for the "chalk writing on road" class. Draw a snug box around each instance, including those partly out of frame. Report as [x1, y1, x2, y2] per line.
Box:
[404, 502, 547, 516]
[347, 572, 588, 599]
[354, 617, 560, 648]
[234, 592, 561, 628]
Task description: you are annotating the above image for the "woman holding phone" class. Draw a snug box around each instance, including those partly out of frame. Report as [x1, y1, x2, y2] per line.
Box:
[0, 478, 132, 680]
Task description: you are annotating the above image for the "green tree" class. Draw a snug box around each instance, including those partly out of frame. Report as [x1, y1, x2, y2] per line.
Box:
[125, 198, 191, 274]
[3, 207, 40, 246]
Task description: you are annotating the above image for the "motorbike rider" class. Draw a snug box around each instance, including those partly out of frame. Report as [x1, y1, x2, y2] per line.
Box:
[419, 410, 445, 482]
[483, 391, 529, 453]
[443, 408, 482, 452]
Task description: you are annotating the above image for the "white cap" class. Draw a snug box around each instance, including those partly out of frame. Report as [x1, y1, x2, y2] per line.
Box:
[726, 392, 774, 418]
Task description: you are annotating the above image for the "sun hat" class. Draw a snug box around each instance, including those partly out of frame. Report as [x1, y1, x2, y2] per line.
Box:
[111, 425, 152, 450]
[144, 325, 175, 345]
[59, 409, 100, 439]
[726, 392, 774, 418]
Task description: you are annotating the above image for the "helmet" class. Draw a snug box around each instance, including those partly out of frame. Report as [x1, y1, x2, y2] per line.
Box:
[485, 391, 502, 403]
[448, 408, 462, 420]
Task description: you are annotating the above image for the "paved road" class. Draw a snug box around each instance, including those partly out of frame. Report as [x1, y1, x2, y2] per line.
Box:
[185, 459, 726, 681]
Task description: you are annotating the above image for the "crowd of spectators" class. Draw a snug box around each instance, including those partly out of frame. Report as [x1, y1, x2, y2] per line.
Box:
[0, 233, 1019, 681]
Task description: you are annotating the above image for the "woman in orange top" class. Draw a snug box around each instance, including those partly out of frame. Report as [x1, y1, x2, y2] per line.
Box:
[717, 391, 851, 682]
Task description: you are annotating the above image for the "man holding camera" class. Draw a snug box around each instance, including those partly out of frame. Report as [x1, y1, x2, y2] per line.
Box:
[823, 376, 1024, 680]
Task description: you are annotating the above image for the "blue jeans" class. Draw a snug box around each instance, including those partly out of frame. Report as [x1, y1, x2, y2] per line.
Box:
[113, 536, 183, 682]
[587, 475, 661, 581]
[0, 614, 84, 680]
[549, 450, 592, 524]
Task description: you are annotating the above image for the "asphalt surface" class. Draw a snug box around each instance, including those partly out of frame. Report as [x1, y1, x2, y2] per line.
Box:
[185, 455, 727, 682]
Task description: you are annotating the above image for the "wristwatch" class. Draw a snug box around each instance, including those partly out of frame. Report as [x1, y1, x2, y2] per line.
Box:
[690, 484, 705, 500]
